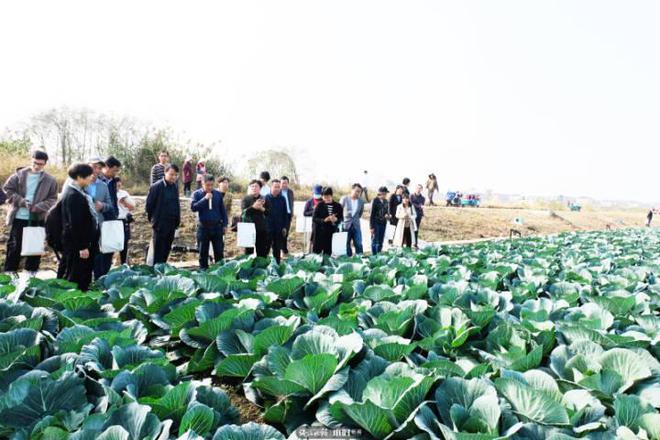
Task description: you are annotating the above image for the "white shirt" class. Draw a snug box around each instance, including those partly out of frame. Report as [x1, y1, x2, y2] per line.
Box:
[282, 189, 291, 214]
[350, 198, 359, 215]
[260, 185, 270, 197]
[117, 189, 133, 219]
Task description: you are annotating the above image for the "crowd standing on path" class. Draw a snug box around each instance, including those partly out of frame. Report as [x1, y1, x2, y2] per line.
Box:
[2, 149, 444, 290]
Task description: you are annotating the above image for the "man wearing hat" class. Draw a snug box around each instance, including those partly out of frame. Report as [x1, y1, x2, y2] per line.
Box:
[302, 184, 323, 253]
[370, 186, 391, 254]
[86, 156, 117, 278]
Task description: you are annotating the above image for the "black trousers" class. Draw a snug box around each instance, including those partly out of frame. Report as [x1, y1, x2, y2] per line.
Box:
[270, 230, 286, 263]
[403, 227, 413, 248]
[4, 219, 44, 272]
[197, 224, 224, 269]
[63, 249, 95, 291]
[282, 216, 292, 254]
[245, 229, 270, 258]
[120, 219, 131, 265]
[415, 216, 423, 242]
[153, 224, 177, 264]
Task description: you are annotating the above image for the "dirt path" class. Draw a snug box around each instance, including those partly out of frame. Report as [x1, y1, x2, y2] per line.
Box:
[0, 198, 648, 270]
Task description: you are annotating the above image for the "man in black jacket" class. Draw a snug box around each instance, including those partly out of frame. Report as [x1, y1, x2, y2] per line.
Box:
[280, 176, 295, 257]
[146, 164, 181, 264]
[370, 186, 391, 255]
[265, 179, 289, 263]
[61, 163, 98, 291]
[241, 180, 270, 257]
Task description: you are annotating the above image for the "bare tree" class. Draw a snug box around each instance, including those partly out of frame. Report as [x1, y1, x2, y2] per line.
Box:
[245, 149, 300, 183]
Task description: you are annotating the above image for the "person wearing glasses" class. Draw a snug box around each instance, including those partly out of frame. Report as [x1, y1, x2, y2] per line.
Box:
[2, 150, 58, 273]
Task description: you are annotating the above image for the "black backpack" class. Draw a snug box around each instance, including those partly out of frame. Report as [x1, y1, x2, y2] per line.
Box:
[45, 200, 64, 252]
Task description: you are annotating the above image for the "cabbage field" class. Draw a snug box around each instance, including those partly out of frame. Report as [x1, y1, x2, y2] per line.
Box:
[1, 229, 659, 440]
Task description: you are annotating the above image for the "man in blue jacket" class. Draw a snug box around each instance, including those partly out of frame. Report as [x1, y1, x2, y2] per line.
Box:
[85, 157, 117, 279]
[265, 179, 289, 263]
[191, 174, 228, 269]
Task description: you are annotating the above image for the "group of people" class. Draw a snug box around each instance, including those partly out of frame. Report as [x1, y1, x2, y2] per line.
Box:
[2, 151, 136, 290]
[302, 179, 427, 256]
[2, 149, 437, 291]
[233, 171, 430, 261]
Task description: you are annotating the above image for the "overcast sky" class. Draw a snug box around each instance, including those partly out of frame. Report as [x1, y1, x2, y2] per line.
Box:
[1, 1, 659, 202]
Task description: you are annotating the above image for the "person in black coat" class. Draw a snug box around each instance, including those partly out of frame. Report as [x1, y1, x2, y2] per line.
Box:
[265, 179, 289, 263]
[389, 185, 404, 225]
[61, 163, 99, 291]
[146, 164, 181, 264]
[241, 180, 271, 257]
[312, 187, 343, 255]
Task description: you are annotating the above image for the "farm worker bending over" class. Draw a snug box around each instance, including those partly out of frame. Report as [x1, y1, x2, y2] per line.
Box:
[265, 179, 289, 264]
[312, 187, 343, 255]
[191, 174, 228, 269]
[146, 164, 181, 265]
[241, 179, 271, 257]
[393, 194, 418, 248]
[340, 183, 365, 256]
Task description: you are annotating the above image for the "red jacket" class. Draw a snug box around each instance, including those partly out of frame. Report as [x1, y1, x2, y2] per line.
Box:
[183, 161, 193, 183]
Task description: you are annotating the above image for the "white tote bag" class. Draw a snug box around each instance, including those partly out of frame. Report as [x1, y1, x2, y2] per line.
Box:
[332, 231, 348, 256]
[295, 216, 313, 233]
[237, 222, 256, 248]
[100, 220, 125, 253]
[21, 226, 46, 256]
[360, 219, 372, 251]
[384, 223, 396, 241]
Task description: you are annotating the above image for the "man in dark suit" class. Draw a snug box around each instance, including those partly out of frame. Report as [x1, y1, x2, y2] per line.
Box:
[280, 176, 295, 258]
[146, 164, 181, 264]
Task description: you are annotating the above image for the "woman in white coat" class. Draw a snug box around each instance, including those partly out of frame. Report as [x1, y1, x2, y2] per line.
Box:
[393, 194, 417, 248]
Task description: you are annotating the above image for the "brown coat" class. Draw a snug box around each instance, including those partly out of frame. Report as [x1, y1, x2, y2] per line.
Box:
[3, 168, 58, 224]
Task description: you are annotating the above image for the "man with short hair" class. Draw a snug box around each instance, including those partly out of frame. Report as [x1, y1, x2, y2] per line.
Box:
[217, 176, 233, 219]
[280, 176, 295, 257]
[259, 171, 271, 197]
[410, 184, 426, 245]
[146, 164, 181, 264]
[84, 157, 116, 279]
[241, 180, 271, 257]
[370, 186, 391, 255]
[93, 156, 123, 277]
[150, 151, 170, 185]
[340, 183, 365, 256]
[402, 177, 411, 197]
[192, 175, 228, 269]
[61, 163, 98, 291]
[265, 179, 289, 263]
[3, 150, 58, 272]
